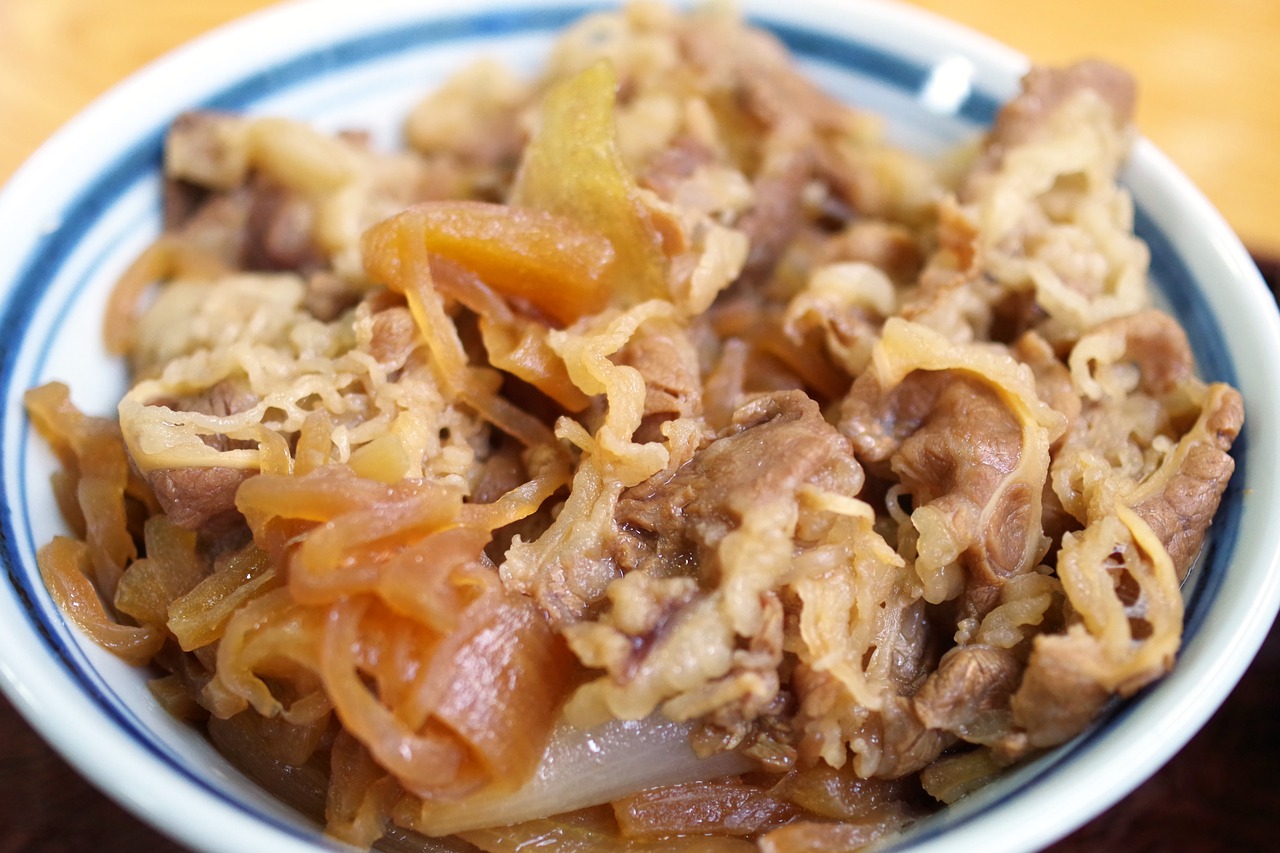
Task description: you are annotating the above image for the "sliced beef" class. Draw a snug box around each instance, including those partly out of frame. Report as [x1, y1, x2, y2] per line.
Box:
[1087, 309, 1195, 397]
[912, 644, 1022, 734]
[870, 695, 954, 779]
[614, 390, 861, 577]
[1007, 628, 1111, 751]
[150, 466, 256, 531]
[614, 318, 704, 445]
[842, 365, 1050, 621]
[367, 305, 420, 370]
[303, 271, 363, 322]
[568, 392, 866, 730]
[793, 664, 952, 780]
[1058, 312, 1242, 579]
[1013, 331, 1081, 447]
[973, 61, 1136, 180]
[1129, 383, 1243, 579]
[817, 220, 925, 287]
[164, 111, 250, 192]
[241, 178, 328, 273]
[640, 135, 718, 202]
[161, 187, 251, 270]
[732, 124, 814, 289]
[161, 110, 331, 290]
[145, 379, 259, 533]
[839, 369, 952, 477]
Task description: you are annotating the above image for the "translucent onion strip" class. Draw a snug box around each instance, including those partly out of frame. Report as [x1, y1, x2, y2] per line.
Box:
[399, 716, 753, 836]
[37, 537, 163, 666]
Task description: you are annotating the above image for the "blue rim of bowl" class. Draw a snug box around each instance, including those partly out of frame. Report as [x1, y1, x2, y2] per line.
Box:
[0, 3, 1245, 849]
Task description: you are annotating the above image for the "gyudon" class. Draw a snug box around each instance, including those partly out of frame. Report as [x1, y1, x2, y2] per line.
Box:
[27, 3, 1241, 850]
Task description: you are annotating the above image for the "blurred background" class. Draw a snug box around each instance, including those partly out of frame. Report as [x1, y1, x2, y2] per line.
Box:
[0, 1, 1276, 851]
[1, 0, 1278, 256]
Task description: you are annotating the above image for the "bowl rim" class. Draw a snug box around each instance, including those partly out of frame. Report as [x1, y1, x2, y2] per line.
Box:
[1, 1, 1278, 852]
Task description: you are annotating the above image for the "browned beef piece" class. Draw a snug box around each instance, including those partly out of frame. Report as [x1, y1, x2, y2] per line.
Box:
[302, 271, 362, 322]
[799, 646, 1020, 779]
[842, 370, 1043, 621]
[871, 695, 954, 778]
[146, 379, 259, 532]
[677, 22, 837, 290]
[162, 176, 327, 278]
[971, 61, 1136, 182]
[1013, 332, 1081, 444]
[1060, 311, 1241, 579]
[790, 663, 953, 779]
[149, 467, 256, 531]
[1013, 327, 1085, 548]
[1093, 310, 1195, 396]
[839, 369, 951, 477]
[639, 136, 718, 202]
[794, 631, 1026, 777]
[161, 186, 252, 269]
[614, 319, 704, 445]
[1005, 386, 1242, 754]
[164, 111, 247, 193]
[894, 379, 1027, 582]
[1012, 332, 1085, 547]
[730, 29, 854, 136]
[161, 112, 252, 262]
[912, 644, 1022, 734]
[367, 305, 419, 369]
[733, 125, 814, 289]
[614, 390, 862, 577]
[163, 110, 328, 278]
[1131, 383, 1243, 580]
[817, 220, 925, 286]
[241, 179, 328, 273]
[1007, 632, 1112, 751]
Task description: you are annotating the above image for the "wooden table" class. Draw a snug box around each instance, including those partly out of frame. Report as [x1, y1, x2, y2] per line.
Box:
[2, 2, 1277, 851]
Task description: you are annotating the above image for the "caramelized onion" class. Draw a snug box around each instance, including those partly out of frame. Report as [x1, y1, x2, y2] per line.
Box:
[25, 382, 137, 597]
[37, 537, 162, 666]
[360, 215, 559, 447]
[320, 590, 572, 801]
[113, 516, 204, 628]
[756, 807, 916, 853]
[325, 730, 401, 848]
[167, 545, 276, 652]
[461, 808, 757, 852]
[362, 201, 615, 326]
[511, 60, 668, 308]
[206, 712, 330, 822]
[613, 778, 801, 838]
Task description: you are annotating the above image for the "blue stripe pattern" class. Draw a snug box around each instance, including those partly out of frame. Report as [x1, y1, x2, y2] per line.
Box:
[0, 4, 1244, 848]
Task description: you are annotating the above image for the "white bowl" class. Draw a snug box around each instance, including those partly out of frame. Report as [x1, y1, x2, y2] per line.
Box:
[1, 1, 1277, 851]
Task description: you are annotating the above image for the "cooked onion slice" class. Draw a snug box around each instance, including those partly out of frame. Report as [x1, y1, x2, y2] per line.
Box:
[398, 716, 754, 837]
[362, 200, 616, 326]
[37, 536, 163, 666]
[510, 60, 668, 309]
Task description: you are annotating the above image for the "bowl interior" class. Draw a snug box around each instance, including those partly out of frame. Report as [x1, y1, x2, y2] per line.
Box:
[1, 2, 1277, 852]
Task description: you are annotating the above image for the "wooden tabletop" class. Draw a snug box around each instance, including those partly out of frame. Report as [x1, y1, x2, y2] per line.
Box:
[1, 2, 1278, 851]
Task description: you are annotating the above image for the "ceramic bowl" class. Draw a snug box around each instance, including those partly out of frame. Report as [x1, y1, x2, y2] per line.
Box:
[2, 1, 1277, 851]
